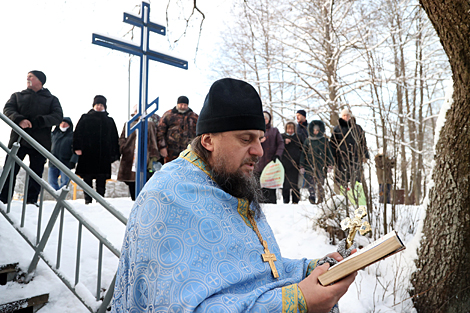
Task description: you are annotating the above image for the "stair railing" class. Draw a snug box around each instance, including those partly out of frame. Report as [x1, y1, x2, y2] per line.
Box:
[0, 112, 127, 313]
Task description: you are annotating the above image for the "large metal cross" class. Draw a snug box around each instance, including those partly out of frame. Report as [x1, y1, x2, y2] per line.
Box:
[92, 1, 188, 198]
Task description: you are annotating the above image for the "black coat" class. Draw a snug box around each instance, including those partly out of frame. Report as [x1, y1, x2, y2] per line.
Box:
[4, 88, 63, 150]
[281, 131, 303, 189]
[73, 110, 119, 177]
[300, 120, 334, 179]
[281, 132, 303, 174]
[296, 120, 308, 143]
[50, 117, 78, 169]
[330, 118, 369, 183]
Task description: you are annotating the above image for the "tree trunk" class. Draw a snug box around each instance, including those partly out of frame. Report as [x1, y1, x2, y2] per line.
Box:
[411, 1, 470, 312]
[416, 13, 424, 204]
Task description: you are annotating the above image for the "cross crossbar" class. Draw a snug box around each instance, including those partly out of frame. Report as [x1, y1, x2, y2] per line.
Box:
[92, 34, 188, 69]
[123, 12, 166, 35]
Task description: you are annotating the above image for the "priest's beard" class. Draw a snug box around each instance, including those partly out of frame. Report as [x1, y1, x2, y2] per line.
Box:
[211, 155, 264, 217]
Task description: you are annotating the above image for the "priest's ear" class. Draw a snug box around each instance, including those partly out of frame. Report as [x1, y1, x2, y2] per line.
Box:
[200, 133, 216, 152]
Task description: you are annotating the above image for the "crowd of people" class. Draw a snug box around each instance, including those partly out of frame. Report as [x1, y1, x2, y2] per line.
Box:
[1, 70, 389, 209]
[260, 108, 371, 206]
[0, 70, 199, 204]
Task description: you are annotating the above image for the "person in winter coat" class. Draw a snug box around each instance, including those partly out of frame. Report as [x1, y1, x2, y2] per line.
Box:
[157, 96, 198, 163]
[255, 111, 285, 204]
[73, 95, 119, 204]
[330, 108, 369, 194]
[0, 70, 63, 205]
[117, 109, 162, 200]
[300, 120, 334, 204]
[375, 148, 395, 204]
[48, 117, 78, 190]
[281, 121, 303, 204]
[296, 109, 309, 143]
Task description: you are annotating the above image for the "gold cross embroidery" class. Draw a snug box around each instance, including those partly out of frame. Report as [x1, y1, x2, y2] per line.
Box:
[261, 240, 279, 279]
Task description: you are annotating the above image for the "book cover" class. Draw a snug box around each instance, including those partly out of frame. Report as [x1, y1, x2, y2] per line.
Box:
[318, 230, 406, 286]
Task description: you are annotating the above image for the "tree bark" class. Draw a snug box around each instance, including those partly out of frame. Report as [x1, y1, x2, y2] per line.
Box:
[411, 1, 470, 312]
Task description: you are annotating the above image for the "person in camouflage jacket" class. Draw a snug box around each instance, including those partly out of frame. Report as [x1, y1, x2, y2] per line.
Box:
[157, 96, 198, 163]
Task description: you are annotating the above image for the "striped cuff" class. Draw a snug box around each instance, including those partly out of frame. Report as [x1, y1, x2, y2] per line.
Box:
[282, 284, 308, 313]
[306, 259, 320, 276]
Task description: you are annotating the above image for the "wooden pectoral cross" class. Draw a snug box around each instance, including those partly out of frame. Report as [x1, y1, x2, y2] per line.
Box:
[262, 240, 279, 279]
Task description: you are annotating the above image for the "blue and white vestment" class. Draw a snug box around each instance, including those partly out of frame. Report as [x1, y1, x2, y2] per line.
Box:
[111, 149, 321, 312]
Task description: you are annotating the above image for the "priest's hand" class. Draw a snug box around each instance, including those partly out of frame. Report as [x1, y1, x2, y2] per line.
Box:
[298, 254, 356, 313]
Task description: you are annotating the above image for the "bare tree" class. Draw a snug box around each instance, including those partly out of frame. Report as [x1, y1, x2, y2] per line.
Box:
[213, 0, 450, 212]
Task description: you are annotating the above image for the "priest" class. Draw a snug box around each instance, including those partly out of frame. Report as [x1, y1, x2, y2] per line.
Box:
[111, 78, 356, 313]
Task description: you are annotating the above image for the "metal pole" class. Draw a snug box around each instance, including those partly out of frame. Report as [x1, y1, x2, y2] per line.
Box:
[7, 165, 15, 214]
[56, 207, 65, 269]
[21, 172, 29, 227]
[36, 198, 43, 245]
[75, 221, 82, 286]
[96, 242, 103, 301]
[27, 189, 68, 274]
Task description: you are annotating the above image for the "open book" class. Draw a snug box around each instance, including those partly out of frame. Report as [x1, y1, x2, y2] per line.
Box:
[318, 230, 405, 286]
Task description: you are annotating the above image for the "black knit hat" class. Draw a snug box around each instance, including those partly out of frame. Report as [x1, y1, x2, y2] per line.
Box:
[177, 96, 189, 104]
[296, 109, 306, 117]
[29, 70, 46, 85]
[196, 78, 266, 136]
[93, 95, 107, 110]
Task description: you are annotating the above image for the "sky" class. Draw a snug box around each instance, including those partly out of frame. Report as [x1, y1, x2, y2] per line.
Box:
[0, 0, 229, 161]
[0, 197, 421, 312]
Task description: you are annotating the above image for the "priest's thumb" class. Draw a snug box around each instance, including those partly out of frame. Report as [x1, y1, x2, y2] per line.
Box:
[312, 263, 330, 278]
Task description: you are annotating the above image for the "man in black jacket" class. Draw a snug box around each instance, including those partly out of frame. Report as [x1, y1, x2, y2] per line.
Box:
[0, 70, 63, 205]
[295, 109, 308, 143]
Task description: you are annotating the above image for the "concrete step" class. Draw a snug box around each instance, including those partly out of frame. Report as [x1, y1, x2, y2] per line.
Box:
[0, 263, 18, 286]
[0, 293, 49, 313]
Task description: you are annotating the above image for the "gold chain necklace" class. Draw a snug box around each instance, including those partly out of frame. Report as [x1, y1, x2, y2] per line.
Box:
[247, 210, 279, 279]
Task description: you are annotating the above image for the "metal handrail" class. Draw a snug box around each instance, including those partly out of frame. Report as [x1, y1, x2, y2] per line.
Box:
[0, 114, 127, 225]
[0, 112, 126, 313]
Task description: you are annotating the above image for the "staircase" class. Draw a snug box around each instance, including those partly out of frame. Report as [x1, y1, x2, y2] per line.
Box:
[0, 113, 127, 312]
[0, 263, 49, 313]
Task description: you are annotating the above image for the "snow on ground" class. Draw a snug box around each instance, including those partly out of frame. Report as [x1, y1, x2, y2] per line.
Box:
[0, 197, 420, 312]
